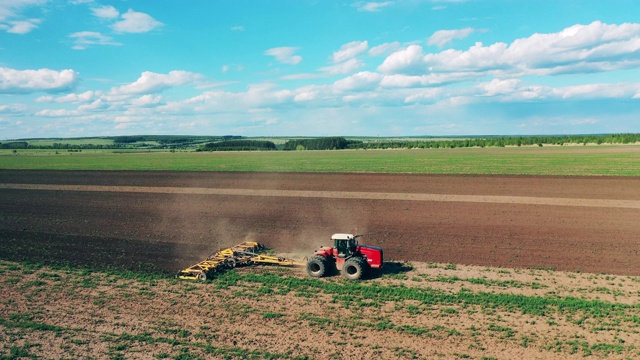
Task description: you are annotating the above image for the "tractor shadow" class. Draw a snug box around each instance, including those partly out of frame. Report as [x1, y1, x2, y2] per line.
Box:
[368, 261, 413, 280]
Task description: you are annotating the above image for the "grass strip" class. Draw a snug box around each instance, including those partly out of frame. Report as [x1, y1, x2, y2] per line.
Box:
[218, 271, 638, 319]
[2, 147, 640, 176]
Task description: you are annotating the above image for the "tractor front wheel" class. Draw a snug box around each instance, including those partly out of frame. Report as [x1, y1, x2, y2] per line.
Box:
[342, 257, 366, 280]
[307, 256, 328, 278]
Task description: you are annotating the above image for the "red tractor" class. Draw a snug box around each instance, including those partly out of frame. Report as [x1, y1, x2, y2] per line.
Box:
[306, 233, 383, 280]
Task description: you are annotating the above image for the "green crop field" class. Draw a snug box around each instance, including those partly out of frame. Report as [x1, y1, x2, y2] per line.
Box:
[21, 138, 116, 147]
[1, 145, 639, 176]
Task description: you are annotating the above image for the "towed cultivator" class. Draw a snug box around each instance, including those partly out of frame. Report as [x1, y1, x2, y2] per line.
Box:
[176, 241, 305, 281]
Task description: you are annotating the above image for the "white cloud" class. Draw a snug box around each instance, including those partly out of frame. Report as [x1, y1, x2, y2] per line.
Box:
[69, 31, 121, 50]
[473, 79, 640, 102]
[36, 90, 97, 103]
[281, 73, 323, 80]
[130, 94, 162, 107]
[332, 41, 368, 63]
[111, 9, 163, 33]
[114, 124, 129, 130]
[110, 70, 203, 96]
[230, 25, 244, 31]
[35, 109, 80, 117]
[428, 27, 475, 47]
[35, 95, 53, 102]
[369, 41, 401, 56]
[474, 78, 551, 101]
[157, 82, 296, 114]
[379, 72, 475, 88]
[402, 88, 448, 104]
[78, 99, 110, 112]
[221, 64, 244, 73]
[0, 104, 27, 114]
[91, 5, 119, 19]
[556, 82, 640, 99]
[479, 78, 523, 97]
[0, 0, 46, 22]
[321, 58, 365, 75]
[0, 0, 46, 34]
[6, 18, 41, 34]
[333, 71, 382, 91]
[0, 67, 78, 94]
[244, 83, 294, 106]
[294, 90, 318, 102]
[379, 21, 640, 77]
[356, 1, 393, 12]
[378, 44, 425, 74]
[264, 47, 302, 65]
[379, 74, 426, 88]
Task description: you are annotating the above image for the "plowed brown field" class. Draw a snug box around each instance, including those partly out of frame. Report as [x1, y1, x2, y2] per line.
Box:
[2, 170, 639, 275]
[3, 170, 640, 359]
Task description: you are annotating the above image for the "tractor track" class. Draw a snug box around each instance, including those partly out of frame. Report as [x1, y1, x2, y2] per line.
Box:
[1, 183, 640, 209]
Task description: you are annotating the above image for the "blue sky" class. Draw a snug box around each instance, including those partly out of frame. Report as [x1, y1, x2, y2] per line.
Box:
[1, 0, 640, 139]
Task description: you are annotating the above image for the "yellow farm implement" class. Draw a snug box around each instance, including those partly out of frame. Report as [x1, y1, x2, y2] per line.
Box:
[176, 241, 306, 281]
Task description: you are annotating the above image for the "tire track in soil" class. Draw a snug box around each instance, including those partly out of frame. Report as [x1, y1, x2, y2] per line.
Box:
[2, 183, 640, 209]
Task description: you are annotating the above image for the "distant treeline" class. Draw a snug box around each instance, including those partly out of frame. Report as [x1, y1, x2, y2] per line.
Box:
[348, 134, 640, 149]
[112, 135, 242, 146]
[198, 140, 276, 151]
[4, 134, 640, 151]
[11, 142, 141, 150]
[0, 141, 28, 149]
[282, 137, 362, 150]
[6, 135, 244, 150]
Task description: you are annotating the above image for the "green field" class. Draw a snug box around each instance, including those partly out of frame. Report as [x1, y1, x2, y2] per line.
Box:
[19, 138, 116, 147]
[1, 145, 639, 176]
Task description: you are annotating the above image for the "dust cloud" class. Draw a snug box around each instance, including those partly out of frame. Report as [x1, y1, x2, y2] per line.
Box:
[158, 171, 372, 267]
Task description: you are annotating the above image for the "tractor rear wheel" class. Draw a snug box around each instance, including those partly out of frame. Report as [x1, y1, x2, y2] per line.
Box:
[307, 256, 329, 278]
[342, 257, 366, 280]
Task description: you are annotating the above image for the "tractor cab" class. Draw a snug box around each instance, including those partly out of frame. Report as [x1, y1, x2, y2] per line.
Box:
[332, 233, 359, 258]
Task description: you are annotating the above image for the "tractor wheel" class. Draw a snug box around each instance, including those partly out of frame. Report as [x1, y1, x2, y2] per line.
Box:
[342, 257, 366, 280]
[307, 256, 328, 278]
[198, 272, 208, 281]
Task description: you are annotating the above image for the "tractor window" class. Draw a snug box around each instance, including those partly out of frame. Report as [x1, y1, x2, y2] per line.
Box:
[348, 238, 356, 252]
[335, 237, 356, 257]
[336, 239, 348, 257]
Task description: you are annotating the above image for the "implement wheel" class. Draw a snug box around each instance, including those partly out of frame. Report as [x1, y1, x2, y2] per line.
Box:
[342, 257, 365, 280]
[307, 256, 328, 278]
[198, 272, 208, 281]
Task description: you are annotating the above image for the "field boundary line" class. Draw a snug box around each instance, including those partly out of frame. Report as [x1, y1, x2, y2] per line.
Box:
[2, 183, 640, 209]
